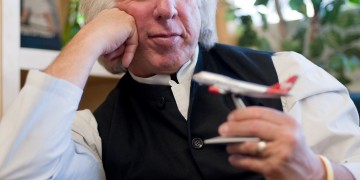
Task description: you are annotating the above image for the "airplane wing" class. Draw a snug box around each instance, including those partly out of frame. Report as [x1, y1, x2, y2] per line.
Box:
[193, 71, 298, 98]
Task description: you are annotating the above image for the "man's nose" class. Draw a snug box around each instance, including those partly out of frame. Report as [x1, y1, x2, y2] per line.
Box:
[153, 0, 178, 20]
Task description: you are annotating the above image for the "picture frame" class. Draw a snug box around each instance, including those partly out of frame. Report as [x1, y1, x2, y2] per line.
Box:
[20, 0, 63, 50]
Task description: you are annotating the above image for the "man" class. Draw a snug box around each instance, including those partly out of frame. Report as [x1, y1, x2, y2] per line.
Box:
[1, 0, 360, 179]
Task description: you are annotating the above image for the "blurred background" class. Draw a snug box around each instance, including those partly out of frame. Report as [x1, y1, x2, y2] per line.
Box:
[217, 0, 360, 90]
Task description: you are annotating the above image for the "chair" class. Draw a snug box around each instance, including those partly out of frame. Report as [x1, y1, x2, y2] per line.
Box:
[349, 93, 360, 119]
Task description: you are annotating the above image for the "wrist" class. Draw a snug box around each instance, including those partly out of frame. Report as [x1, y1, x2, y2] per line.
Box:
[319, 155, 334, 180]
[65, 30, 103, 60]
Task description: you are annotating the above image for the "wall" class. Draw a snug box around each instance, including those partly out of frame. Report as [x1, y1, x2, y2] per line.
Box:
[0, 0, 20, 118]
[216, 0, 238, 46]
[0, 4, 3, 118]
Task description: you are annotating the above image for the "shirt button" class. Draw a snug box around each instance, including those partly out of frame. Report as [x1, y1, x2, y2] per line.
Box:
[192, 137, 204, 149]
[157, 97, 166, 108]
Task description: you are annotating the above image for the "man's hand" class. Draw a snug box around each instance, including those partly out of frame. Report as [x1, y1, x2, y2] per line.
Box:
[77, 8, 138, 68]
[45, 8, 138, 88]
[218, 106, 325, 180]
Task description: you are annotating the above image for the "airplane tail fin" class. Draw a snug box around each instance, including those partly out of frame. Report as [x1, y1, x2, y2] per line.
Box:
[208, 85, 225, 94]
[266, 75, 298, 95]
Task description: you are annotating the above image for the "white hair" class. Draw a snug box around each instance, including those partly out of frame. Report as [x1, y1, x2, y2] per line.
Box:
[198, 0, 218, 49]
[79, 0, 218, 73]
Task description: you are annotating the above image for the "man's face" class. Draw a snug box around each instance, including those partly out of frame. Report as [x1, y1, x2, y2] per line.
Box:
[117, 0, 201, 77]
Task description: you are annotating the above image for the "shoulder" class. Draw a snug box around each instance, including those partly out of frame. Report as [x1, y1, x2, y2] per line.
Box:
[272, 51, 323, 75]
[273, 51, 347, 103]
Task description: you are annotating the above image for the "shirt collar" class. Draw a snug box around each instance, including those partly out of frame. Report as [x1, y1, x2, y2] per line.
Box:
[130, 45, 199, 85]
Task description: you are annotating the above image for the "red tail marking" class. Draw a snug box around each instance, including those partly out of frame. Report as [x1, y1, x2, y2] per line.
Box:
[266, 75, 298, 94]
[208, 86, 221, 94]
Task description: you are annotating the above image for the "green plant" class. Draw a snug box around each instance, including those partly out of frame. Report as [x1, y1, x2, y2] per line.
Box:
[225, 0, 360, 85]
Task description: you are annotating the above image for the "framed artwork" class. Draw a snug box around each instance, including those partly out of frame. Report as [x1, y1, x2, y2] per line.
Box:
[20, 0, 63, 50]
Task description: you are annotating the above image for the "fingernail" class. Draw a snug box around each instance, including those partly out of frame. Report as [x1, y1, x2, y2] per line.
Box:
[219, 124, 229, 135]
[227, 113, 234, 121]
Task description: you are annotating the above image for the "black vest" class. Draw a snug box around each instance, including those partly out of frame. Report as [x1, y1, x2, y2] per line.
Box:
[94, 44, 283, 179]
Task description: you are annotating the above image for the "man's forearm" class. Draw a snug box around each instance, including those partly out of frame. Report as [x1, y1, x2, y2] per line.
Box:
[44, 29, 101, 89]
[0, 71, 83, 178]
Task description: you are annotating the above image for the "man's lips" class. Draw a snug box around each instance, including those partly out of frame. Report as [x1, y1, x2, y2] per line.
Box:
[148, 33, 182, 46]
[149, 33, 182, 38]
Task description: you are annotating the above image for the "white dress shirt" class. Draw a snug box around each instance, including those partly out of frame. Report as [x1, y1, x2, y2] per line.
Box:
[1, 49, 360, 179]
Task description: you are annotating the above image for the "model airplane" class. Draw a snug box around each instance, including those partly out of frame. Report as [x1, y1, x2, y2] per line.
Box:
[193, 71, 298, 145]
[193, 71, 298, 98]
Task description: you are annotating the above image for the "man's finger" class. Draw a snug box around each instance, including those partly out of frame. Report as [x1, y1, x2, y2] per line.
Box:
[227, 106, 293, 126]
[219, 119, 281, 140]
[122, 28, 138, 68]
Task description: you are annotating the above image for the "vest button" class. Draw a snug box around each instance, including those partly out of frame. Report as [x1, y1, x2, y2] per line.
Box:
[157, 97, 166, 108]
[192, 137, 204, 149]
